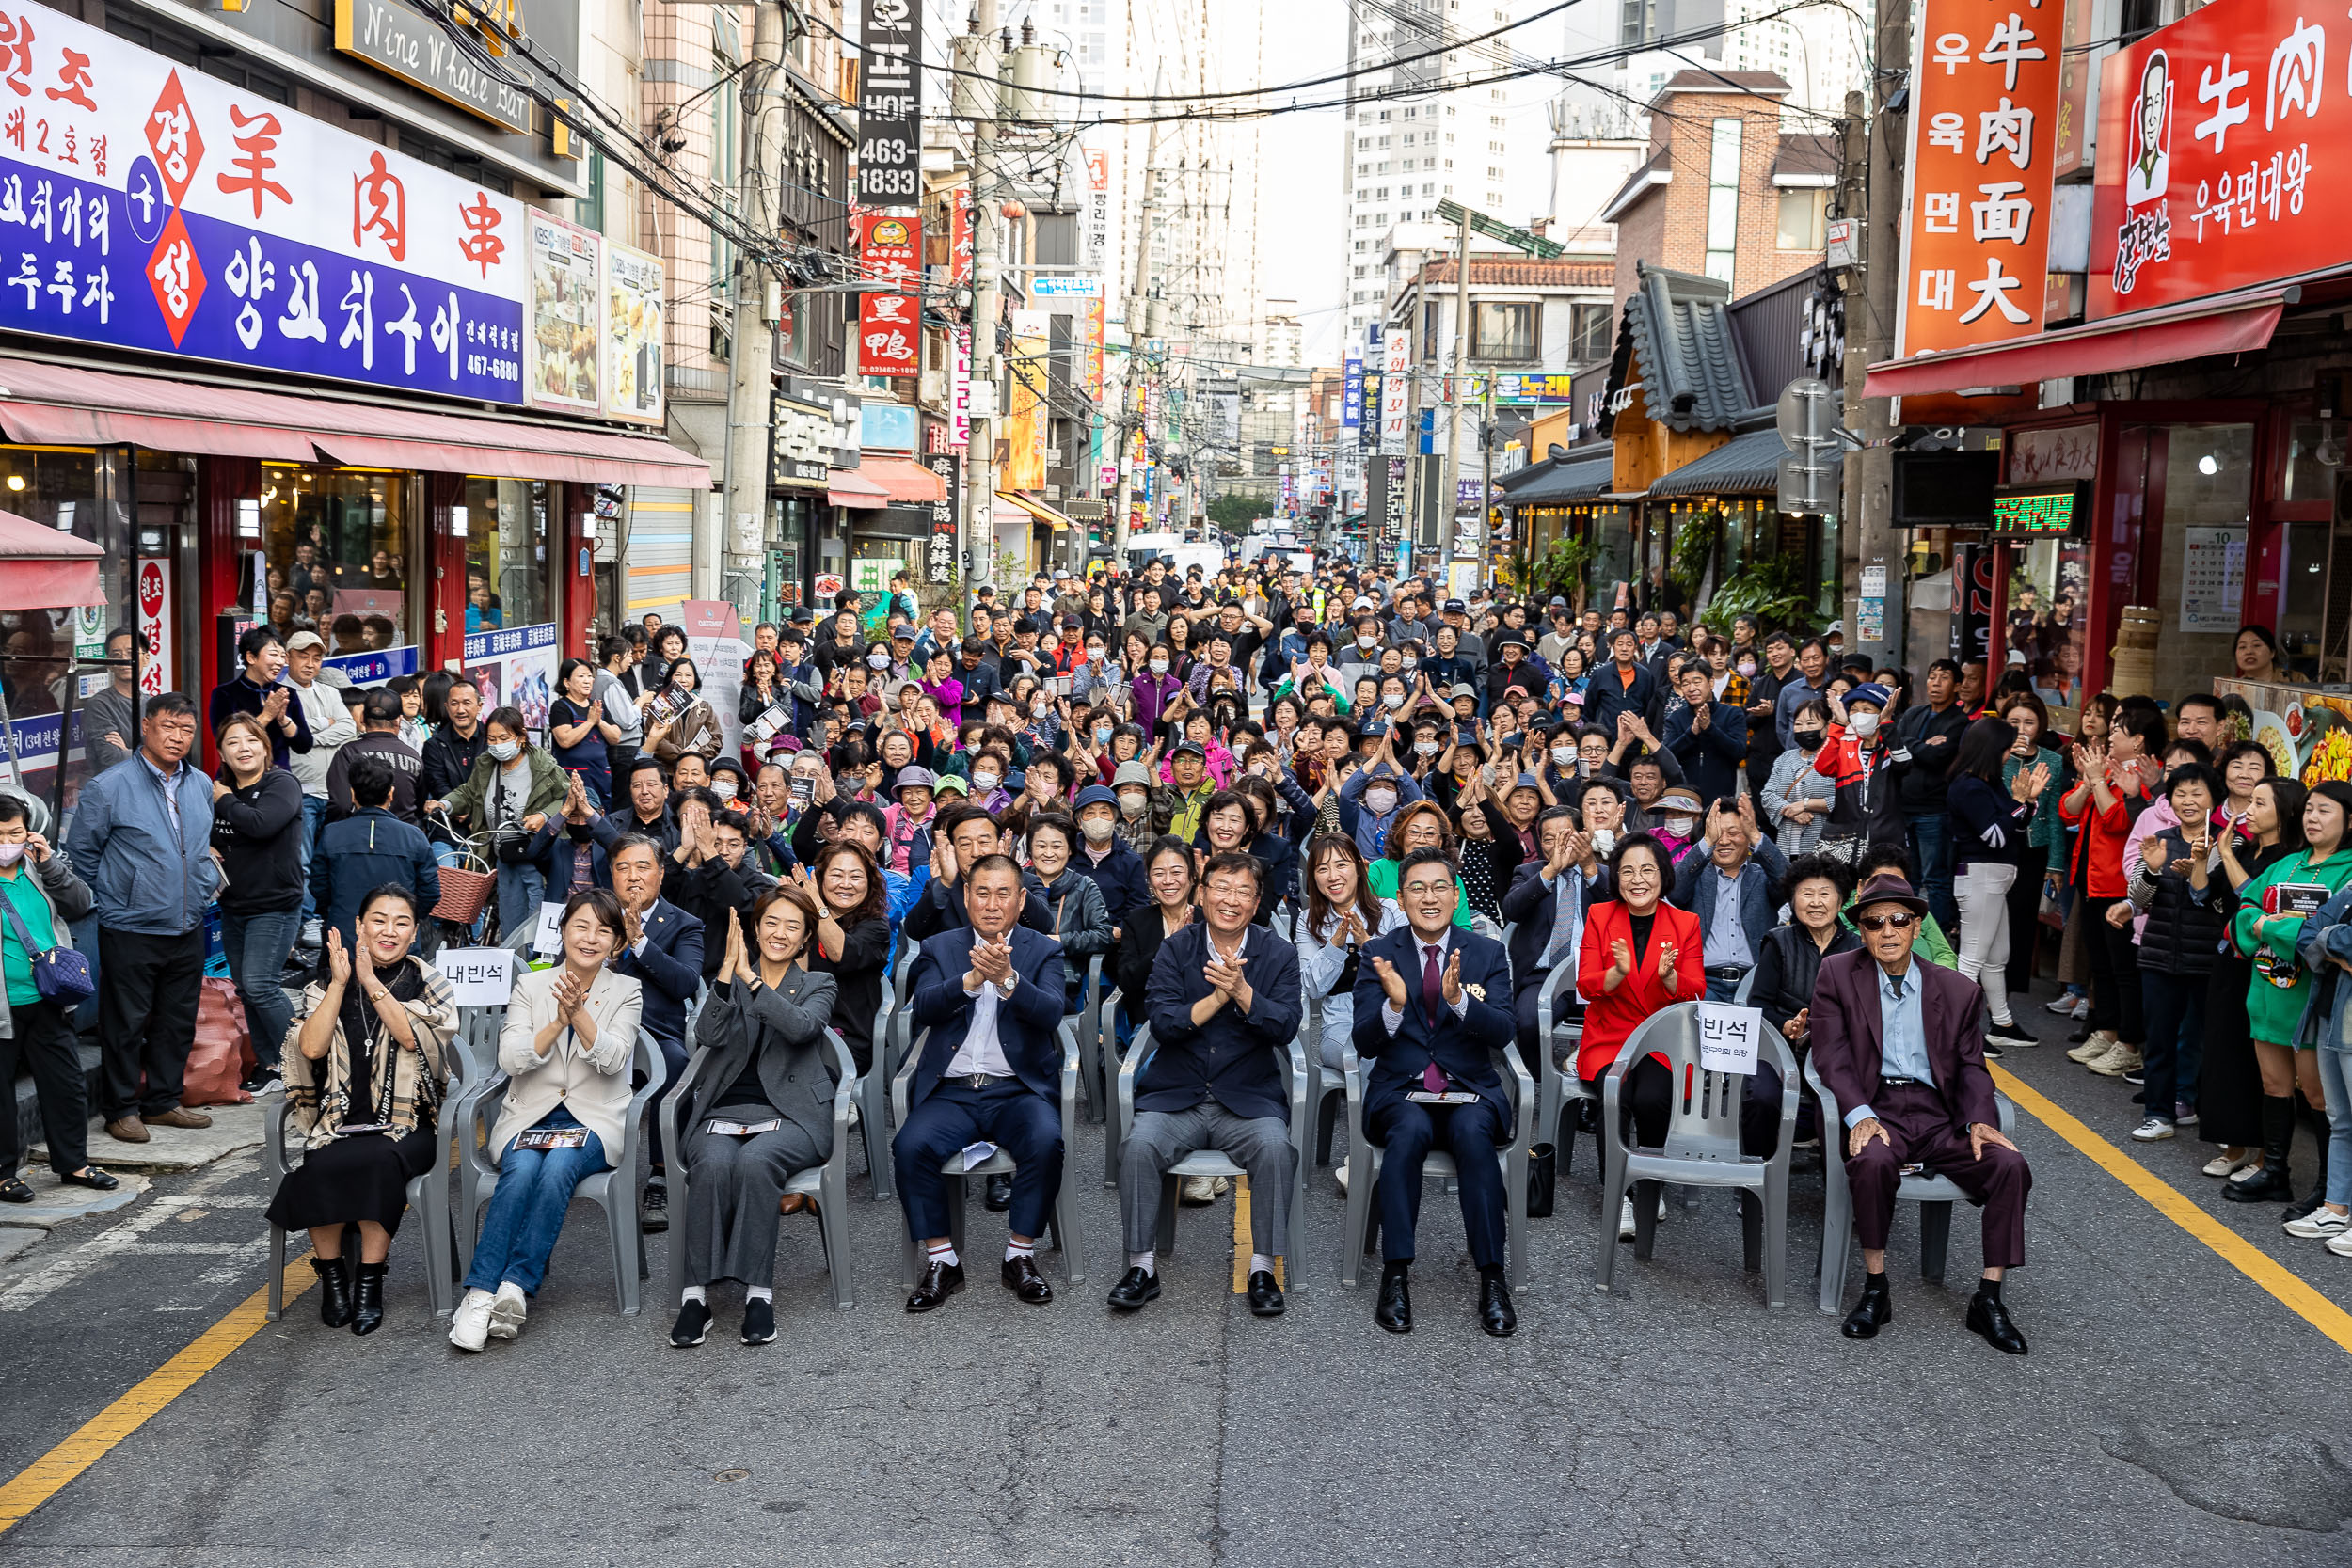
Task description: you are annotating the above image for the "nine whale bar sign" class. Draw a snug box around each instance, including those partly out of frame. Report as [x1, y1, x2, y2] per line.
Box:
[334, 0, 533, 135]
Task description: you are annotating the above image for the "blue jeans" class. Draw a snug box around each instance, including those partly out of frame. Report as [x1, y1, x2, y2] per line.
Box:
[297, 796, 328, 923]
[2138, 968, 2206, 1122]
[2315, 1043, 2352, 1209]
[218, 908, 299, 1070]
[463, 1106, 608, 1296]
[495, 861, 546, 947]
[1909, 813, 1956, 931]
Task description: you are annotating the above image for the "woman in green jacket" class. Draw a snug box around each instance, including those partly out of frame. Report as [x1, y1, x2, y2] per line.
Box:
[432, 705, 568, 942]
[2225, 778, 2352, 1206]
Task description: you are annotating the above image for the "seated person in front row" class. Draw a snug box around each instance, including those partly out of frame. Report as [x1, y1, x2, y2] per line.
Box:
[1350, 847, 1519, 1339]
[895, 854, 1070, 1313]
[449, 889, 644, 1353]
[1810, 871, 2033, 1355]
[669, 885, 839, 1349]
[1116, 851, 1301, 1317]
[266, 887, 460, 1337]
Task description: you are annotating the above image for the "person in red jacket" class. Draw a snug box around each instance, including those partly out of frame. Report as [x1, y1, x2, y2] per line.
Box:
[2058, 707, 2165, 1070]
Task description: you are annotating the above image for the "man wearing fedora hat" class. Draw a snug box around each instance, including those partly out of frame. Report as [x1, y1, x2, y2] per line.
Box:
[1810, 870, 2033, 1354]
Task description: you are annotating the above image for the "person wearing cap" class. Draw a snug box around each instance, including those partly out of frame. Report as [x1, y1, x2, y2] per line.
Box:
[1815, 678, 1912, 857]
[882, 766, 940, 875]
[1811, 870, 2031, 1353]
[1153, 741, 1219, 843]
[1070, 784, 1149, 930]
[1109, 761, 1158, 853]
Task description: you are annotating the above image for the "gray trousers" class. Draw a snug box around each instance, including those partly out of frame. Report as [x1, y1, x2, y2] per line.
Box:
[1120, 1101, 1295, 1258]
[681, 1112, 828, 1288]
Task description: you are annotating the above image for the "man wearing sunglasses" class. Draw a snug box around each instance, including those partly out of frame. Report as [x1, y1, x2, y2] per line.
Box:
[1808, 871, 2033, 1354]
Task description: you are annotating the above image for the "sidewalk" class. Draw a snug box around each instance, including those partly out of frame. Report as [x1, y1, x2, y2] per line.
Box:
[5, 1102, 262, 1242]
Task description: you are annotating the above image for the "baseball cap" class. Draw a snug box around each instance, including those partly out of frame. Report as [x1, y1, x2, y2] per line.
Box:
[1173, 739, 1208, 760]
[285, 630, 325, 652]
[932, 772, 969, 797]
[1443, 598, 1466, 613]
[1449, 683, 1478, 702]
[1114, 760, 1154, 789]
[1074, 784, 1119, 812]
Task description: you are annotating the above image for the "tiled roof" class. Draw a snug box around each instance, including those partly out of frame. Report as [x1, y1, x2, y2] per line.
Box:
[1416, 257, 1617, 289]
[1656, 69, 1791, 97]
[1648, 426, 1790, 498]
[1497, 453, 1615, 505]
[1773, 132, 1838, 182]
[1604, 261, 1757, 436]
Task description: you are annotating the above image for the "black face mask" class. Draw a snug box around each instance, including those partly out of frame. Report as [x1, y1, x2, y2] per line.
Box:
[1793, 729, 1824, 749]
[566, 821, 595, 842]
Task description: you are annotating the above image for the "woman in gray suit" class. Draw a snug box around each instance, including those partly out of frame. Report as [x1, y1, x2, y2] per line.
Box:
[671, 882, 839, 1348]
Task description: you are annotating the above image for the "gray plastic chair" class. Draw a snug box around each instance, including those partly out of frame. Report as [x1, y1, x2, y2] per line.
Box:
[1534, 958, 1593, 1180]
[1338, 1037, 1537, 1290]
[860, 967, 897, 1201]
[659, 1026, 860, 1313]
[262, 1006, 479, 1322]
[453, 1026, 669, 1315]
[1099, 986, 1130, 1191]
[1074, 954, 1107, 1123]
[1113, 1021, 1314, 1287]
[1593, 1003, 1800, 1308]
[891, 1021, 1087, 1288]
[1804, 1054, 2018, 1314]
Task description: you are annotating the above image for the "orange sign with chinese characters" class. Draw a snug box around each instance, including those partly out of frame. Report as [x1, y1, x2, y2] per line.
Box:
[1894, 0, 2065, 363]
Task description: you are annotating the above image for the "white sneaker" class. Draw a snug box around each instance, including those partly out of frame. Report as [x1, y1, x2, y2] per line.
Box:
[2325, 1228, 2352, 1258]
[487, 1281, 528, 1339]
[448, 1289, 495, 1353]
[300, 917, 323, 948]
[2203, 1149, 2258, 1178]
[2070, 996, 2090, 1020]
[2046, 993, 2084, 1015]
[2283, 1207, 2352, 1239]
[2067, 1030, 2117, 1064]
[1181, 1174, 1221, 1203]
[2088, 1040, 2144, 1077]
[2229, 1161, 2269, 1186]
[1618, 1196, 1637, 1241]
[2129, 1117, 2176, 1142]
[1333, 1163, 1350, 1195]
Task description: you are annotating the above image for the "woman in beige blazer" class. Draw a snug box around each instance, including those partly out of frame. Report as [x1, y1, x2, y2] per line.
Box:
[450, 888, 644, 1353]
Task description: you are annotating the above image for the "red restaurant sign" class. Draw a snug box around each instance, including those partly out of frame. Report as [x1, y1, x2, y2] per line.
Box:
[856, 210, 921, 377]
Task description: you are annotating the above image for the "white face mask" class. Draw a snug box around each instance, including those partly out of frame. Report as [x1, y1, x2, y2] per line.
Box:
[711, 780, 737, 802]
[1363, 787, 1399, 815]
[1382, 692, 1405, 710]
[1149, 657, 1169, 675]
[1662, 815, 1698, 839]
[866, 650, 890, 669]
[487, 739, 519, 763]
[1120, 791, 1149, 817]
[1401, 656, 1418, 671]
[1082, 816, 1117, 844]
[1032, 701, 1050, 719]
[0, 842, 24, 867]
[1851, 710, 1882, 737]
[1415, 739, 1439, 757]
[1358, 635, 1378, 650]
[972, 770, 1001, 793]
[1551, 745, 1574, 768]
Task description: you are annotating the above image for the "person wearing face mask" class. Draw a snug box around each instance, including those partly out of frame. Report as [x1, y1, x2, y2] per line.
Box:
[1813, 680, 1913, 863]
[1111, 760, 1162, 854]
[1763, 699, 1837, 857]
[1339, 732, 1423, 863]
[1072, 635, 1122, 709]
[1022, 815, 1115, 1014]
[1131, 641, 1186, 738]
[1646, 785, 1707, 867]
[1069, 784, 1150, 933]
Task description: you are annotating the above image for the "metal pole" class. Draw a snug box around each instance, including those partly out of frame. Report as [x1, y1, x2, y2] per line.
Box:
[1439, 206, 1470, 587]
[719, 0, 787, 622]
[963, 6, 1003, 628]
[1111, 114, 1164, 567]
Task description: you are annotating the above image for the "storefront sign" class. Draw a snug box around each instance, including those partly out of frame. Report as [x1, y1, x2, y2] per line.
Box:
[1342, 351, 1362, 430]
[322, 643, 421, 686]
[334, 0, 532, 135]
[1482, 373, 1575, 404]
[135, 557, 169, 700]
[946, 184, 973, 287]
[855, 0, 920, 204]
[859, 400, 917, 452]
[2007, 421, 2099, 483]
[1379, 325, 1410, 457]
[461, 619, 556, 730]
[1083, 147, 1109, 276]
[1895, 0, 2064, 357]
[771, 392, 833, 489]
[949, 325, 972, 449]
[920, 451, 961, 585]
[2090, 0, 2337, 315]
[526, 211, 599, 412]
[856, 211, 919, 377]
[601, 240, 662, 423]
[1990, 481, 2088, 535]
[0, 0, 529, 404]
[1082, 296, 1104, 401]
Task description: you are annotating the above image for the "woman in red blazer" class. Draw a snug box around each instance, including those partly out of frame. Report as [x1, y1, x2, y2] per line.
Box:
[1577, 832, 1702, 1151]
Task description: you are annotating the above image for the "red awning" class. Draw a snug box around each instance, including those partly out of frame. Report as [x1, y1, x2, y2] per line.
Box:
[0, 356, 709, 488]
[859, 456, 946, 504]
[1862, 287, 2292, 400]
[0, 507, 103, 610]
[829, 469, 889, 510]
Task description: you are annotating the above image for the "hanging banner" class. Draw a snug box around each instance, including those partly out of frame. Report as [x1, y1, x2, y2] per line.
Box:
[855, 211, 919, 377]
[1894, 0, 2064, 357]
[1082, 296, 1104, 400]
[461, 620, 557, 733]
[947, 184, 973, 286]
[950, 323, 972, 448]
[1379, 325, 1410, 457]
[2090, 0, 2337, 316]
[0, 0, 528, 404]
[526, 210, 600, 413]
[920, 451, 961, 585]
[855, 0, 920, 204]
[601, 239, 664, 424]
[1084, 147, 1110, 277]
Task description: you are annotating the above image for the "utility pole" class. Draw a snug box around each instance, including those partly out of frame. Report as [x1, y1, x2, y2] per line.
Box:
[1112, 111, 1166, 562]
[719, 0, 787, 622]
[1839, 0, 1907, 669]
[1438, 206, 1470, 587]
[962, 6, 1003, 625]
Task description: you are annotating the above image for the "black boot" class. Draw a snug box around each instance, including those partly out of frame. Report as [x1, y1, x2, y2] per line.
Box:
[2284, 1106, 2331, 1222]
[350, 1262, 387, 1336]
[311, 1255, 354, 1329]
[2225, 1094, 2296, 1203]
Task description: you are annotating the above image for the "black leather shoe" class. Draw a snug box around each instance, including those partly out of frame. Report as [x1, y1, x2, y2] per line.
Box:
[1375, 1262, 1412, 1334]
[1001, 1254, 1054, 1304]
[1840, 1279, 1891, 1340]
[905, 1260, 966, 1313]
[1105, 1266, 1161, 1310]
[1478, 1267, 1516, 1338]
[312, 1254, 355, 1329]
[670, 1298, 711, 1346]
[2224, 1166, 2293, 1202]
[640, 1177, 668, 1234]
[350, 1262, 387, 1336]
[1247, 1270, 1285, 1317]
[984, 1172, 1013, 1212]
[740, 1296, 776, 1345]
[58, 1167, 119, 1192]
[1966, 1288, 2028, 1354]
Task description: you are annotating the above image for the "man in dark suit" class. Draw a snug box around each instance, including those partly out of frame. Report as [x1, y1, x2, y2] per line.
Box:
[897, 854, 1071, 1311]
[1498, 807, 1602, 1084]
[1810, 872, 2032, 1354]
[1581, 627, 1660, 736]
[902, 803, 1056, 943]
[1350, 846, 1519, 1337]
[608, 832, 706, 1234]
[1115, 851, 1301, 1316]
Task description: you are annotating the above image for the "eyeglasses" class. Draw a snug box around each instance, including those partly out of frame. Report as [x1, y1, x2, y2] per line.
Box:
[1856, 911, 1917, 932]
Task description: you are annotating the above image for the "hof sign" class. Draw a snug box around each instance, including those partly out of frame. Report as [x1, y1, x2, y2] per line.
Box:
[857, 0, 920, 203]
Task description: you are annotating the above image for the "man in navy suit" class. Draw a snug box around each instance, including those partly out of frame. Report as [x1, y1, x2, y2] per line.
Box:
[1115, 851, 1302, 1317]
[898, 853, 1071, 1311]
[608, 832, 706, 1233]
[1351, 846, 1518, 1337]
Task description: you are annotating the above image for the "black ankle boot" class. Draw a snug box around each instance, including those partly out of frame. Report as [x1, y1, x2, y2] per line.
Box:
[2284, 1119, 2330, 1221]
[311, 1255, 354, 1328]
[350, 1262, 387, 1336]
[2226, 1094, 2296, 1203]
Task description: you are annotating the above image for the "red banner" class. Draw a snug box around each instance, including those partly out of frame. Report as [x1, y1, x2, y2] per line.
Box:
[2090, 0, 2334, 317]
[948, 187, 974, 288]
[856, 211, 920, 377]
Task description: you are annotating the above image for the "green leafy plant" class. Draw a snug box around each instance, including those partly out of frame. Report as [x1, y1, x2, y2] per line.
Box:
[1502, 533, 1600, 607]
[1700, 554, 1816, 635]
[1207, 494, 1274, 529]
[1668, 506, 1722, 601]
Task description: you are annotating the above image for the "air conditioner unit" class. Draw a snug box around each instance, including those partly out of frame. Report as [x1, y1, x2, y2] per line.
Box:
[919, 370, 946, 403]
[1045, 448, 1064, 465]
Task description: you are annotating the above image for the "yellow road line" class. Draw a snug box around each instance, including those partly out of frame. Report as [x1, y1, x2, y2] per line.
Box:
[1227, 1177, 1284, 1292]
[1991, 1064, 2352, 1356]
[0, 1262, 316, 1535]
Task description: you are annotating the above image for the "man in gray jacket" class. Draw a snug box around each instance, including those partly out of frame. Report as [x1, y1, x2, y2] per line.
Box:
[65, 691, 221, 1144]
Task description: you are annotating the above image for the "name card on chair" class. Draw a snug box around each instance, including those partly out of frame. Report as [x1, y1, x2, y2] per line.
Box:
[1696, 1003, 1763, 1076]
[434, 948, 516, 1007]
[532, 902, 566, 958]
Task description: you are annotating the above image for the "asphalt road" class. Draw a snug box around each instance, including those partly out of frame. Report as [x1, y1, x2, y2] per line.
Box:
[5, 980, 2351, 1567]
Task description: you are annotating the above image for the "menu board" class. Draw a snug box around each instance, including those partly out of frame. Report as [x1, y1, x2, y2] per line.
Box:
[526, 210, 601, 413]
[602, 241, 664, 424]
[2180, 526, 2247, 632]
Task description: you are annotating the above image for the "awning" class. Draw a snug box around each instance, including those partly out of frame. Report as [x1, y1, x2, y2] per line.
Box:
[1499, 454, 1614, 506]
[1647, 428, 1789, 498]
[829, 469, 889, 510]
[860, 456, 946, 504]
[995, 490, 1073, 531]
[0, 508, 103, 610]
[1862, 284, 2292, 400]
[0, 356, 710, 487]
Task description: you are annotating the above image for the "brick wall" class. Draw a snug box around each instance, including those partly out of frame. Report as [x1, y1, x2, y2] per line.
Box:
[1613, 88, 1820, 304]
[641, 0, 731, 384]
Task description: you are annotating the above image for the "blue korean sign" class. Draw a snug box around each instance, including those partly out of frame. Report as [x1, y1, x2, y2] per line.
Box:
[1342, 352, 1362, 430]
[0, 2, 529, 404]
[322, 643, 421, 686]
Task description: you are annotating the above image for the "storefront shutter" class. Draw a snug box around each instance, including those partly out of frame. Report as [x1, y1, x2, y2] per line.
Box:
[624, 488, 696, 626]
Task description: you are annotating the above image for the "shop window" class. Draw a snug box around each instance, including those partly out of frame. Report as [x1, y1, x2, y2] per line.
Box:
[0, 447, 103, 722]
[2283, 418, 2336, 505]
[1568, 301, 1613, 365]
[2007, 536, 2091, 711]
[1471, 301, 1536, 361]
[461, 478, 549, 635]
[1776, 188, 1827, 251]
[260, 465, 416, 657]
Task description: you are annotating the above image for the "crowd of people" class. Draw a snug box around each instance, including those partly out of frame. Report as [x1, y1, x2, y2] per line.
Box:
[10, 555, 2352, 1359]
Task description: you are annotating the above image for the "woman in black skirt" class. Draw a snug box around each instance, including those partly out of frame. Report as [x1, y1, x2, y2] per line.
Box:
[265, 885, 460, 1335]
[802, 840, 892, 1075]
[2201, 782, 2304, 1182]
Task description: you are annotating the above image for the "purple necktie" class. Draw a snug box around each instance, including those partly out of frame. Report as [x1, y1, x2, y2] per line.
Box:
[1421, 943, 1447, 1093]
